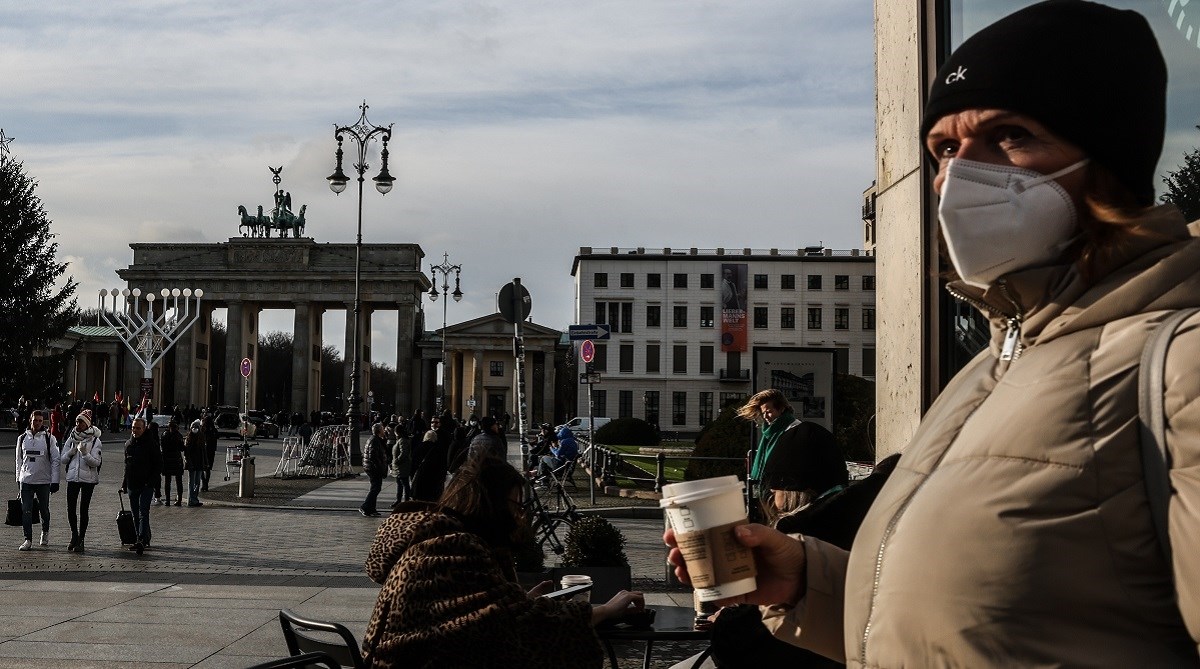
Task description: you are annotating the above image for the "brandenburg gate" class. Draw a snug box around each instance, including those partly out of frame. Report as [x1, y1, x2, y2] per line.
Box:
[116, 238, 431, 414]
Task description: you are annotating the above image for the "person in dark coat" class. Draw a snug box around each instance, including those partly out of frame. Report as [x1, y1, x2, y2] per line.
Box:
[183, 425, 206, 507]
[120, 417, 162, 551]
[201, 414, 217, 491]
[410, 416, 452, 502]
[360, 423, 388, 517]
[160, 419, 186, 506]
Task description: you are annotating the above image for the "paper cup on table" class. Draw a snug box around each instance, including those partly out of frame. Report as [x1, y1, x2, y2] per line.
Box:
[661, 475, 757, 602]
[560, 574, 593, 603]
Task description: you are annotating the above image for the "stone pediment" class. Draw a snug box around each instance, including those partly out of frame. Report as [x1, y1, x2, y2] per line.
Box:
[445, 313, 561, 340]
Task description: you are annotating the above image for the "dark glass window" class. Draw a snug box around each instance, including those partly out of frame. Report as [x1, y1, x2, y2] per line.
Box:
[672, 391, 687, 426]
[645, 391, 660, 426]
[862, 348, 876, 377]
[700, 306, 714, 328]
[781, 307, 796, 330]
[620, 302, 633, 333]
[595, 301, 605, 324]
[647, 273, 661, 288]
[594, 390, 607, 417]
[699, 345, 714, 374]
[673, 306, 688, 328]
[490, 361, 504, 376]
[646, 305, 661, 328]
[781, 274, 796, 290]
[646, 344, 660, 373]
[699, 392, 713, 425]
[835, 308, 850, 330]
[808, 275, 822, 290]
[674, 273, 688, 288]
[754, 274, 768, 289]
[700, 273, 714, 289]
[863, 275, 876, 290]
[620, 272, 634, 288]
[619, 390, 633, 418]
[594, 273, 607, 288]
[592, 344, 607, 371]
[862, 307, 876, 330]
[619, 344, 633, 373]
[673, 345, 687, 373]
[807, 307, 822, 330]
[835, 275, 849, 290]
[753, 306, 768, 329]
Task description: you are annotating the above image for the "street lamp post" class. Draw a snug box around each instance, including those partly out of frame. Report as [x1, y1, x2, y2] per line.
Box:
[327, 101, 395, 465]
[428, 253, 463, 415]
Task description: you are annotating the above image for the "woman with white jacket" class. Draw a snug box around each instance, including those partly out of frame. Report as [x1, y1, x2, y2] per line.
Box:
[61, 410, 102, 553]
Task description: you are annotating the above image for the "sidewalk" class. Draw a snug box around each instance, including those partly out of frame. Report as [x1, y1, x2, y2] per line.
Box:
[0, 439, 700, 667]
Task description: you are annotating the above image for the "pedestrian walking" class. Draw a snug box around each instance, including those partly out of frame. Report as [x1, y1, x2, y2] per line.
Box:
[359, 424, 388, 517]
[160, 419, 185, 506]
[390, 424, 412, 505]
[15, 412, 60, 551]
[147, 421, 163, 505]
[120, 417, 161, 552]
[183, 425, 205, 507]
[201, 414, 217, 491]
[61, 410, 102, 553]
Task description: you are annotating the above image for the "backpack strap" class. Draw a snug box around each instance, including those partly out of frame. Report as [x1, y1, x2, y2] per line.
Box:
[1138, 308, 1200, 575]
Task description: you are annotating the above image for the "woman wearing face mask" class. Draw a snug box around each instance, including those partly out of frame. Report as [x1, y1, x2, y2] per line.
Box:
[667, 1, 1200, 666]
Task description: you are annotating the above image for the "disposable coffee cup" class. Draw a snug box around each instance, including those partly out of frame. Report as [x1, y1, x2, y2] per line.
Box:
[660, 475, 757, 602]
[560, 574, 593, 603]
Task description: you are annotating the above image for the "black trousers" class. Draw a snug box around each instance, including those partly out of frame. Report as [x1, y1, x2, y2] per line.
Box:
[66, 481, 97, 539]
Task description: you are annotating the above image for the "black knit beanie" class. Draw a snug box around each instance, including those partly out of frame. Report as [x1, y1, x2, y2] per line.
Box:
[921, 0, 1167, 205]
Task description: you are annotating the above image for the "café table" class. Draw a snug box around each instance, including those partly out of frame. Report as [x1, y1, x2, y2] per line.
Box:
[595, 605, 712, 669]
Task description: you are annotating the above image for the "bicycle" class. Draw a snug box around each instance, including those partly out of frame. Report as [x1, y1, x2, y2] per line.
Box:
[524, 472, 582, 555]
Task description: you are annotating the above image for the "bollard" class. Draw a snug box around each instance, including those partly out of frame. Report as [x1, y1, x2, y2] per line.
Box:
[239, 455, 255, 498]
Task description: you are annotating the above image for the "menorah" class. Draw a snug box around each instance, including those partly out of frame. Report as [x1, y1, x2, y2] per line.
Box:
[98, 287, 204, 381]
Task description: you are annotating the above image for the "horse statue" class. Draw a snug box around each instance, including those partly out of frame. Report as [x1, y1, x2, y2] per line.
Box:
[237, 205, 257, 237]
[294, 205, 306, 238]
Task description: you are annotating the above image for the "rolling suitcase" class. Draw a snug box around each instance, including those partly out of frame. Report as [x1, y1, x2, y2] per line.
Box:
[116, 491, 142, 554]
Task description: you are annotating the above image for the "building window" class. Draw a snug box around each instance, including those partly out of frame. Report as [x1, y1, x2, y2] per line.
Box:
[807, 307, 823, 330]
[592, 344, 607, 371]
[644, 390, 660, 426]
[862, 348, 876, 377]
[863, 275, 876, 290]
[647, 273, 661, 288]
[780, 307, 796, 330]
[594, 273, 608, 288]
[595, 301, 605, 325]
[672, 392, 687, 426]
[673, 305, 688, 328]
[835, 308, 849, 330]
[808, 275, 822, 290]
[674, 273, 688, 288]
[720, 392, 746, 409]
[490, 361, 504, 376]
[862, 307, 876, 330]
[620, 272, 634, 288]
[700, 306, 714, 328]
[754, 274, 768, 289]
[835, 275, 849, 290]
[699, 392, 713, 425]
[673, 345, 687, 374]
[619, 344, 634, 373]
[594, 390, 607, 417]
[699, 345, 714, 374]
[781, 274, 796, 290]
[646, 344, 660, 373]
[609, 302, 620, 331]
[619, 390, 633, 418]
[700, 273, 714, 289]
[596, 301, 633, 333]
[621, 302, 633, 333]
[753, 306, 768, 329]
[646, 305, 661, 328]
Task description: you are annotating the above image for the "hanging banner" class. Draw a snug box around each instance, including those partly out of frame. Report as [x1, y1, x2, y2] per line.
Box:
[752, 346, 836, 432]
[720, 263, 748, 352]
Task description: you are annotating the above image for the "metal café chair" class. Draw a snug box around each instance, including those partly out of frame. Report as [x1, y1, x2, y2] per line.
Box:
[278, 609, 367, 669]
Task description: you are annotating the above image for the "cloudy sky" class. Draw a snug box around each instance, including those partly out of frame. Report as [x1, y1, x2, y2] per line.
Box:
[3, 1, 875, 368]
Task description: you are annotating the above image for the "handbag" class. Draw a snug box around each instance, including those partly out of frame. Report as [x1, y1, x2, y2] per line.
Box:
[5, 492, 40, 527]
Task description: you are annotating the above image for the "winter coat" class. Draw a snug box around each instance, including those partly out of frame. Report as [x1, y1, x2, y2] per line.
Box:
[160, 429, 185, 476]
[363, 435, 389, 479]
[184, 430, 206, 471]
[552, 428, 579, 461]
[15, 429, 60, 486]
[62, 428, 103, 484]
[765, 207, 1200, 666]
[390, 436, 412, 479]
[361, 502, 601, 668]
[122, 432, 162, 491]
[468, 430, 507, 461]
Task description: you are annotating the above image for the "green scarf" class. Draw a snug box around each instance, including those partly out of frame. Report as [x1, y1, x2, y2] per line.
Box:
[749, 409, 796, 484]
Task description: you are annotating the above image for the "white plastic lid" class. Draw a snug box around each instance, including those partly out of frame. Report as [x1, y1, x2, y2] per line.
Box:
[560, 574, 593, 585]
[659, 475, 744, 508]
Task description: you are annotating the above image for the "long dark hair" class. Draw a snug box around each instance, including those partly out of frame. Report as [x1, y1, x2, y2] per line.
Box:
[438, 454, 526, 550]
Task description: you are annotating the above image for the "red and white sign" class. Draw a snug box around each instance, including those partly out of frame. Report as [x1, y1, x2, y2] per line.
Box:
[240, 357, 253, 378]
[580, 339, 595, 364]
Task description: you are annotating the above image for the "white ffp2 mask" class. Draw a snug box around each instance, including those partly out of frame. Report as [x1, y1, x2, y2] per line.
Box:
[937, 158, 1088, 288]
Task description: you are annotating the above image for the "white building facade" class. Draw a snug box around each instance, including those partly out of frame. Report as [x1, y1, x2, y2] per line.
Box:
[571, 246, 875, 435]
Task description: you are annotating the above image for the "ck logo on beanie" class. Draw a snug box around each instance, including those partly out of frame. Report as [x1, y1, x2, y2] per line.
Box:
[945, 66, 968, 84]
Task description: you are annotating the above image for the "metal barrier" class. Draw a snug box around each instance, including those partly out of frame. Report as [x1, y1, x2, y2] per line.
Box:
[589, 444, 742, 493]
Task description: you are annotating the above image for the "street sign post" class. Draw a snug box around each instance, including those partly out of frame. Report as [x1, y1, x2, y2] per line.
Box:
[579, 373, 602, 384]
[568, 324, 611, 341]
[499, 278, 533, 470]
[240, 357, 252, 414]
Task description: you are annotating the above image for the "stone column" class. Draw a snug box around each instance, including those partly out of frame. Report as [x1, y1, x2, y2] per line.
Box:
[192, 303, 213, 408]
[173, 319, 194, 410]
[224, 300, 244, 407]
[394, 299, 416, 414]
[472, 350, 484, 418]
[244, 303, 260, 407]
[106, 352, 119, 402]
[342, 303, 373, 417]
[291, 302, 320, 416]
[542, 352, 555, 426]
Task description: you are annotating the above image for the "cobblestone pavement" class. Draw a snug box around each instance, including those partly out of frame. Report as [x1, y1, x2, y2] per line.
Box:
[0, 434, 709, 667]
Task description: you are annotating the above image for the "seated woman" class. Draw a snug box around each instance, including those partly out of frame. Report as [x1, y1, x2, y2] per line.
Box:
[361, 454, 643, 668]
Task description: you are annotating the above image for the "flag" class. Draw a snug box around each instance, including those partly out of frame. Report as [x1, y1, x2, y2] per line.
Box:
[92, 391, 101, 404]
[136, 392, 149, 419]
[115, 390, 123, 404]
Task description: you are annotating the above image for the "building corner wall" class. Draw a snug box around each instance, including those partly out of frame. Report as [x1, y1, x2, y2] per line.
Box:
[874, 0, 929, 458]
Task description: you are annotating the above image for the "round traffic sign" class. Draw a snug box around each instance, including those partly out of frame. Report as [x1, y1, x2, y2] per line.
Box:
[580, 339, 595, 364]
[240, 357, 252, 378]
[497, 280, 533, 324]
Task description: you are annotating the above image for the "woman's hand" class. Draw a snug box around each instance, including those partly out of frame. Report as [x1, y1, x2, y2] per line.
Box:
[527, 580, 555, 598]
[664, 524, 808, 608]
[590, 590, 645, 625]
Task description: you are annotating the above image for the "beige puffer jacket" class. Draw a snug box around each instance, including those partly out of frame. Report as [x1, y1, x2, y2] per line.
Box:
[765, 206, 1200, 667]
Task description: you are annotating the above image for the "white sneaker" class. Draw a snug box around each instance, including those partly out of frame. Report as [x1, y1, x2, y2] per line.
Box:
[18, 540, 31, 551]
[39, 532, 48, 546]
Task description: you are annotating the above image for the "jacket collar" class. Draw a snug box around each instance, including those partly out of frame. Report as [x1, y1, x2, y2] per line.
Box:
[948, 205, 1199, 351]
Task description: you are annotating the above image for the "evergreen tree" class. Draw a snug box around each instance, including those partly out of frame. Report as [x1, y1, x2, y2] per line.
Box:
[1161, 125, 1200, 222]
[0, 154, 78, 403]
